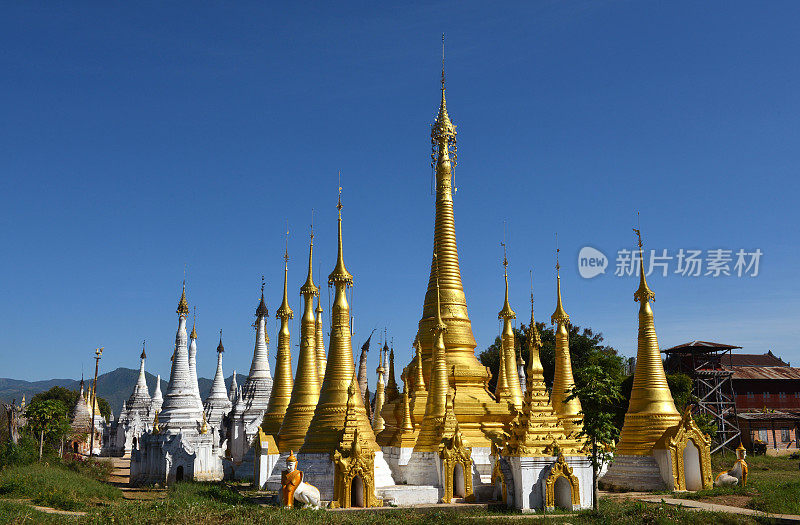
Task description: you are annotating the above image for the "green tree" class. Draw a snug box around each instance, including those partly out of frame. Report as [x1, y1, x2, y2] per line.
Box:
[31, 386, 111, 421]
[25, 399, 71, 460]
[567, 364, 623, 511]
[478, 322, 625, 393]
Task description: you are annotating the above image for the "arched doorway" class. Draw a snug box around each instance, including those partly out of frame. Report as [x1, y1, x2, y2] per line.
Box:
[350, 476, 364, 507]
[554, 477, 572, 509]
[176, 465, 184, 482]
[683, 439, 703, 491]
[72, 442, 78, 454]
[453, 463, 466, 498]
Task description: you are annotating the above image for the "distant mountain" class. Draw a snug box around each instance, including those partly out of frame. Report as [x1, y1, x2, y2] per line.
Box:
[0, 368, 247, 419]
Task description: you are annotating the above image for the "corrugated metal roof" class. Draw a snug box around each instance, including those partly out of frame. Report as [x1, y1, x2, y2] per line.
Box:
[722, 351, 789, 367]
[663, 340, 742, 353]
[726, 366, 800, 380]
[737, 410, 800, 421]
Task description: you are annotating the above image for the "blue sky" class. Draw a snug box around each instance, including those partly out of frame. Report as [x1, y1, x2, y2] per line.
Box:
[2, 1, 799, 383]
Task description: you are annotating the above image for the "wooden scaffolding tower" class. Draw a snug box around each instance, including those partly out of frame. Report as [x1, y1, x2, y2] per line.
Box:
[663, 341, 742, 453]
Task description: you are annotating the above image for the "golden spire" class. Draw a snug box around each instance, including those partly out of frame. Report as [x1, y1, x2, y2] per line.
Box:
[177, 280, 189, 317]
[263, 244, 294, 437]
[498, 240, 523, 409]
[549, 245, 582, 436]
[615, 225, 680, 456]
[525, 271, 543, 393]
[276, 230, 294, 320]
[300, 213, 319, 296]
[300, 188, 379, 454]
[412, 337, 426, 394]
[315, 294, 326, 380]
[400, 372, 414, 432]
[414, 250, 450, 451]
[387, 40, 511, 449]
[328, 178, 353, 285]
[189, 306, 198, 340]
[551, 247, 569, 326]
[277, 224, 323, 451]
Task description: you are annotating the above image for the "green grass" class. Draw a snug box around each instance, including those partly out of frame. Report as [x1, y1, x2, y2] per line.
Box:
[0, 500, 70, 524]
[669, 451, 800, 515]
[0, 462, 121, 511]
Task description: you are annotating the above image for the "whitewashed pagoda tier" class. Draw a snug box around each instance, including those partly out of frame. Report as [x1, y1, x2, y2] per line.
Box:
[159, 315, 204, 433]
[113, 348, 153, 455]
[150, 374, 163, 414]
[124, 348, 152, 413]
[204, 337, 232, 431]
[228, 370, 238, 403]
[228, 295, 273, 466]
[188, 331, 204, 413]
[71, 380, 92, 431]
[131, 431, 222, 485]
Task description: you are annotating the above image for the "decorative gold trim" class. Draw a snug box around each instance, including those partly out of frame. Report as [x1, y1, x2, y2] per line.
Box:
[440, 426, 474, 503]
[544, 454, 580, 510]
[330, 428, 381, 508]
[491, 460, 508, 505]
[655, 406, 713, 490]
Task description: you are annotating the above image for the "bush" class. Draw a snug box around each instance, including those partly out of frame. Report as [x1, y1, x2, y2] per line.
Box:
[0, 462, 120, 511]
[61, 454, 115, 482]
[0, 434, 39, 468]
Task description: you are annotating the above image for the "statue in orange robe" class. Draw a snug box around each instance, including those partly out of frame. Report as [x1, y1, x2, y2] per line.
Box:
[281, 451, 303, 507]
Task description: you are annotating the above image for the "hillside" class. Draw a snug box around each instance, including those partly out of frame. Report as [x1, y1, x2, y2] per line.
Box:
[0, 368, 247, 418]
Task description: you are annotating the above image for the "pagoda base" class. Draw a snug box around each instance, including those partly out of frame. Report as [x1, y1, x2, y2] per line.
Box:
[296, 451, 395, 501]
[130, 431, 222, 485]
[506, 455, 592, 511]
[377, 485, 441, 505]
[600, 454, 667, 491]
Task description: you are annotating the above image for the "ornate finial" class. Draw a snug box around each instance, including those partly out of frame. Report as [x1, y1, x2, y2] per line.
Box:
[256, 276, 269, 318]
[431, 36, 457, 169]
[277, 229, 294, 320]
[140, 340, 146, 360]
[499, 228, 515, 320]
[551, 236, 569, 326]
[217, 329, 224, 353]
[177, 280, 189, 316]
[528, 269, 542, 348]
[441, 33, 446, 90]
[200, 411, 208, 434]
[301, 213, 319, 296]
[633, 215, 656, 303]
[190, 306, 197, 339]
[329, 178, 353, 285]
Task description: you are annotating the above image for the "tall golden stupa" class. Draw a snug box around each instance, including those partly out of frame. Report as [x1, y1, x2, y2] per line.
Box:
[378, 58, 512, 449]
[300, 189, 381, 454]
[497, 249, 524, 410]
[550, 253, 583, 437]
[614, 230, 680, 455]
[276, 230, 322, 451]
[261, 248, 294, 436]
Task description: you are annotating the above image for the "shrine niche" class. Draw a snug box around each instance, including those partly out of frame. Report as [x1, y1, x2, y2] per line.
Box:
[654, 406, 713, 491]
[440, 426, 473, 503]
[330, 428, 381, 508]
[544, 454, 580, 511]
